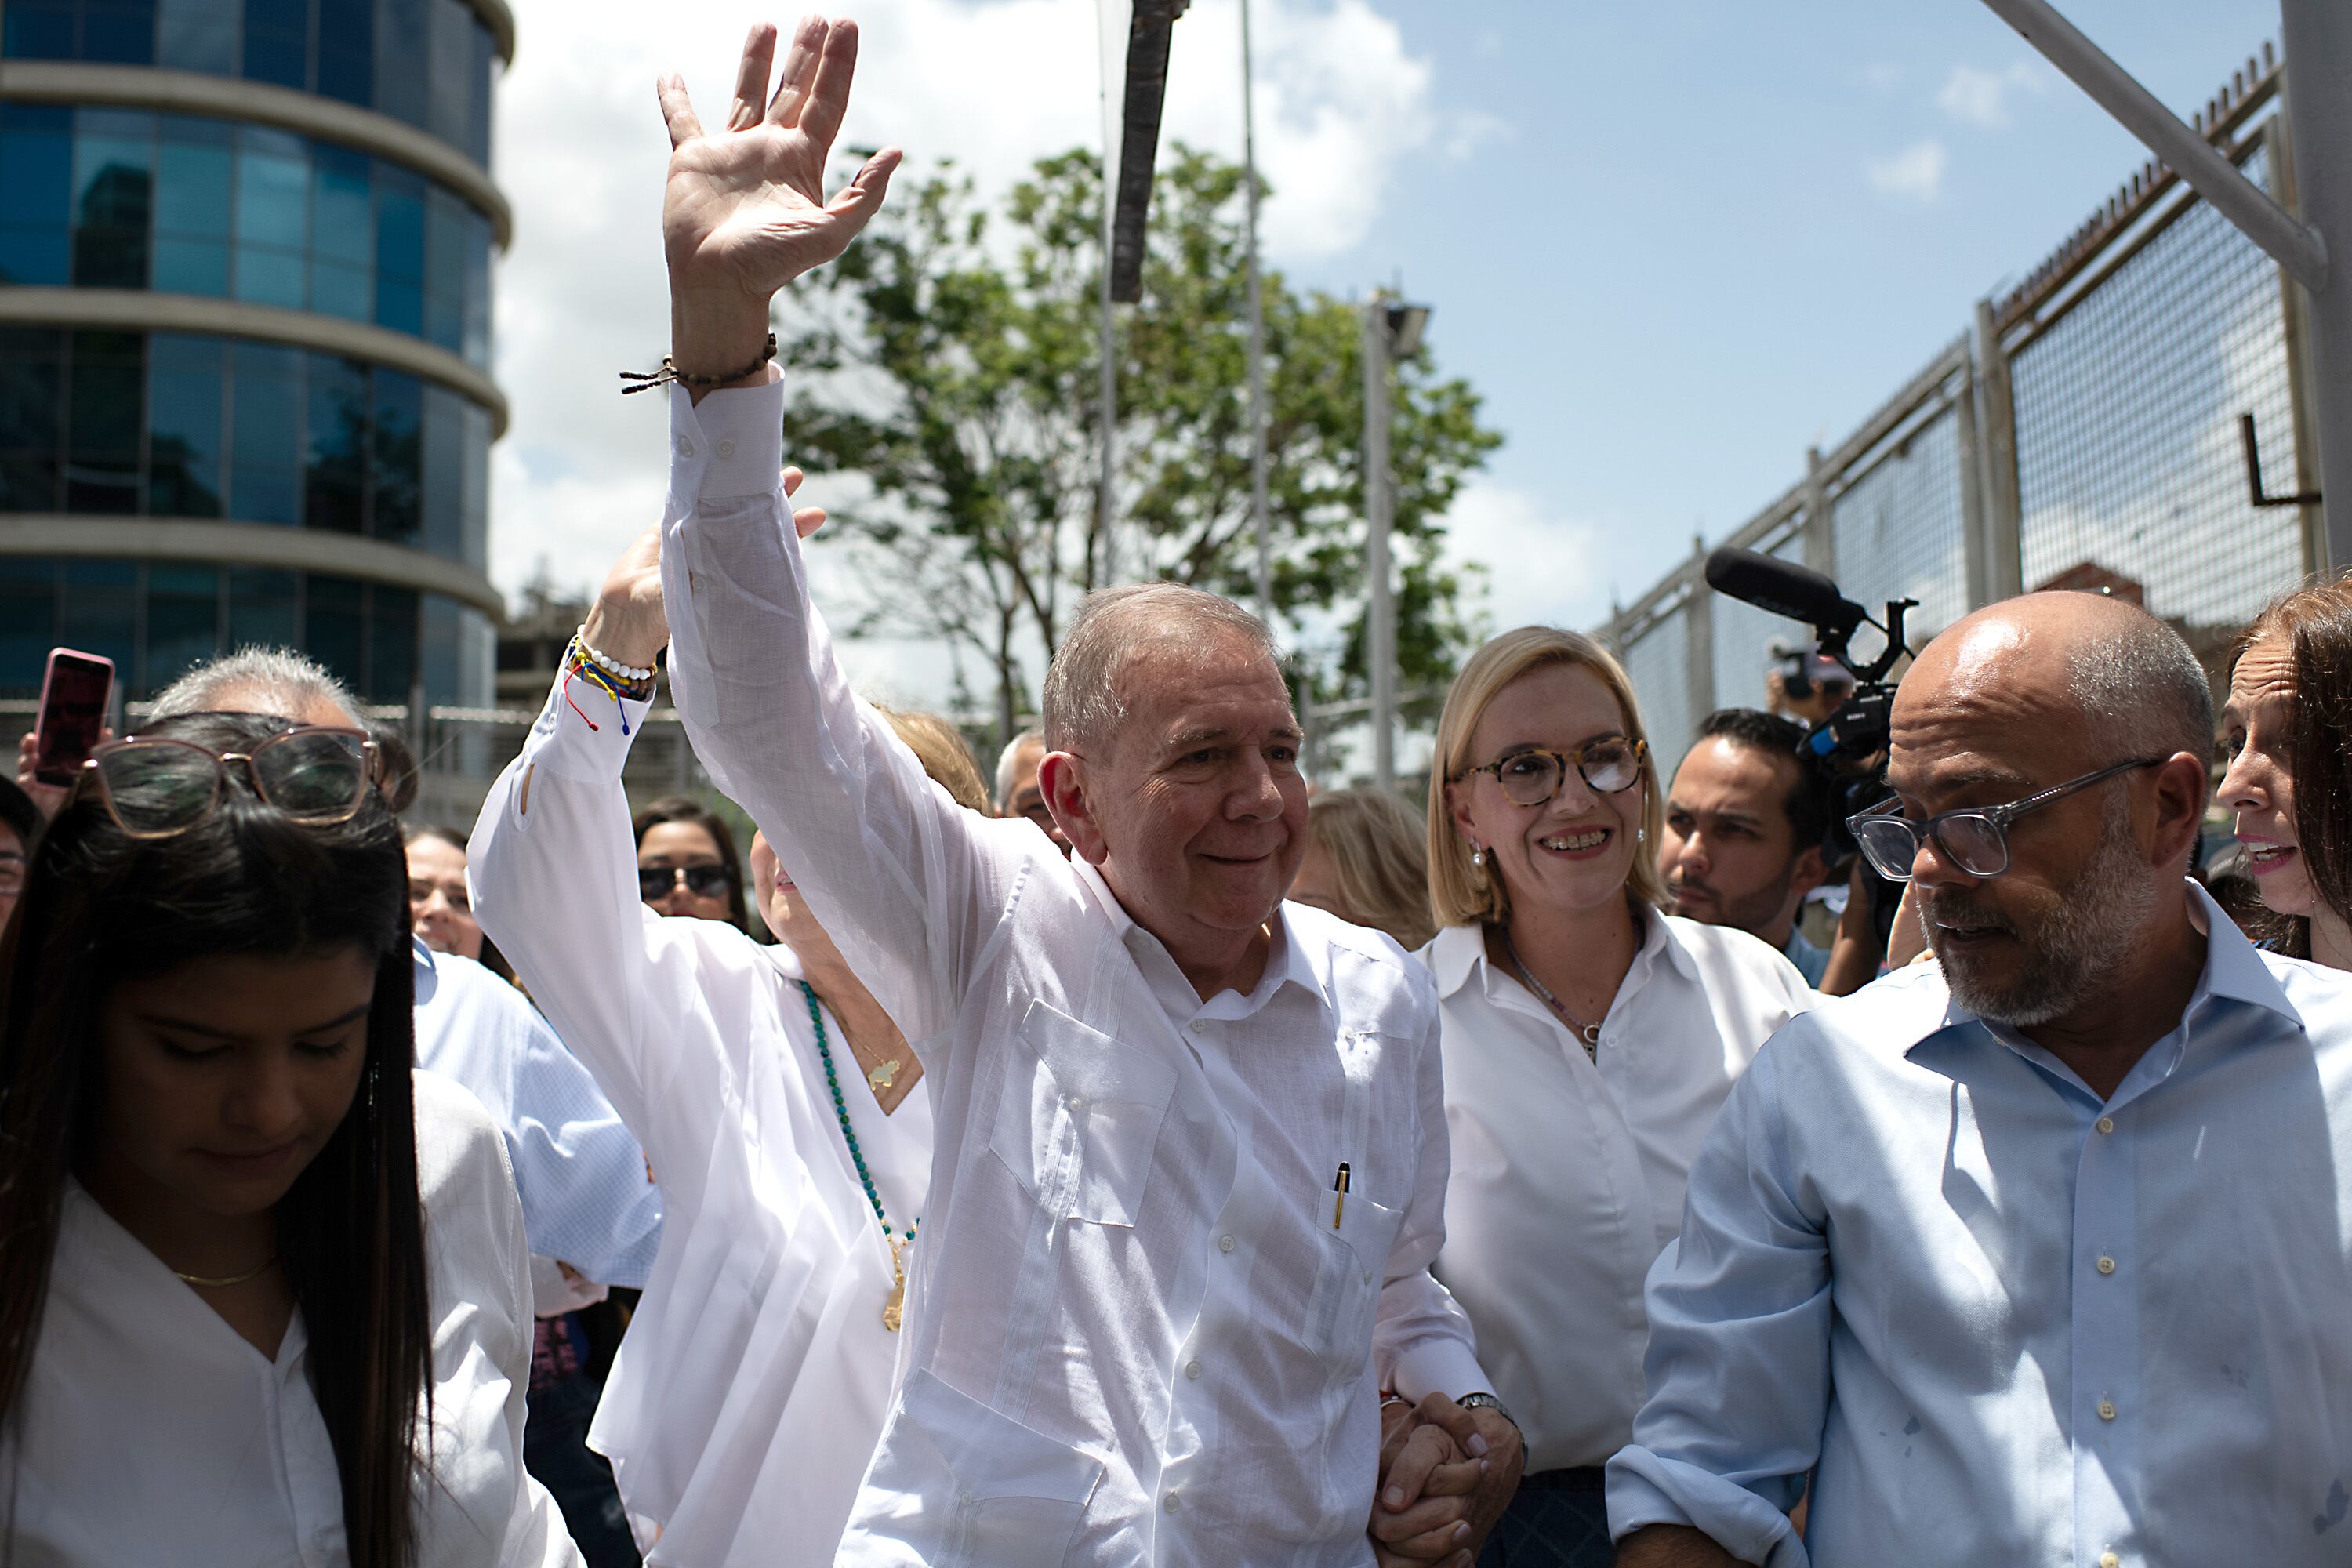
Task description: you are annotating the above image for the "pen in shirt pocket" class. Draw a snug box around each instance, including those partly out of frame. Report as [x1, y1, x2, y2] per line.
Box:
[1332, 1161, 1351, 1229]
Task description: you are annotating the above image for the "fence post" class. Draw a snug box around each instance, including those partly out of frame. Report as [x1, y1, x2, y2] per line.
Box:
[1802, 447, 1836, 576]
[1954, 354, 1992, 610]
[2262, 110, 2331, 580]
[1682, 537, 1715, 729]
[1969, 299, 2026, 600]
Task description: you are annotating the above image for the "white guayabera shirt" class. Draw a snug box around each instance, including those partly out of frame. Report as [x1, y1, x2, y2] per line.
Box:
[3, 1071, 580, 1567]
[468, 672, 935, 1566]
[656, 379, 1490, 1568]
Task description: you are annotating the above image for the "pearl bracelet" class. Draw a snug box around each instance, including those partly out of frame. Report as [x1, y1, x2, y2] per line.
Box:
[574, 626, 656, 684]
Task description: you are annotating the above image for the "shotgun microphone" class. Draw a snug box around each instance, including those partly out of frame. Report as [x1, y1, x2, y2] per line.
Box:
[1702, 548, 1868, 641]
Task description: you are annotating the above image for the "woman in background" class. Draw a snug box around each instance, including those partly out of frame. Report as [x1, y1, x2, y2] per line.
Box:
[1290, 786, 1436, 949]
[632, 797, 752, 930]
[408, 822, 514, 981]
[0, 712, 574, 1566]
[2219, 572, 2352, 970]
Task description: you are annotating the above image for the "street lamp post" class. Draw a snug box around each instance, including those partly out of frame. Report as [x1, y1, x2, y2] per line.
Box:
[1362, 293, 1429, 793]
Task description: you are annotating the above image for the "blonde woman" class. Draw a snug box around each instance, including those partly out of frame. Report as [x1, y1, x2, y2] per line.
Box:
[1414, 627, 1814, 1567]
[1291, 786, 1436, 949]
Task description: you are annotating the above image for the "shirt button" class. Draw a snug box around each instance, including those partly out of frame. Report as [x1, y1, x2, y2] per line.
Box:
[1185, 1359, 1202, 1380]
[2097, 1399, 2117, 1421]
[2100, 1555, 2121, 1568]
[1066, 1094, 1084, 1110]
[1218, 1234, 1236, 1253]
[2096, 1116, 2115, 1134]
[958, 1490, 975, 1508]
[675, 436, 695, 457]
[1163, 1490, 1181, 1512]
[714, 437, 736, 458]
[2096, 1255, 2117, 1276]
[1189, 1020, 1208, 1033]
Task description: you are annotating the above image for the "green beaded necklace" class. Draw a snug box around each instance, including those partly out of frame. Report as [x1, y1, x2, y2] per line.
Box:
[799, 980, 919, 1330]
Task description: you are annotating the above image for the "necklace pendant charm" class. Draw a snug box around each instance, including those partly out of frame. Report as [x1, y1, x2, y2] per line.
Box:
[867, 1058, 901, 1094]
[882, 1244, 907, 1332]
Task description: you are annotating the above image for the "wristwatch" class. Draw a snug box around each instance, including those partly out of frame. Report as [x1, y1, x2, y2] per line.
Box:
[1459, 1391, 1519, 1436]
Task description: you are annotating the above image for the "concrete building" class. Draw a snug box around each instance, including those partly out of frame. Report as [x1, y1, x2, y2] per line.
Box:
[0, 0, 511, 711]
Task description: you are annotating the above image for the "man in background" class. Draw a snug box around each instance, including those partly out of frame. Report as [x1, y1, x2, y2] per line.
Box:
[993, 728, 1069, 854]
[1659, 709, 1833, 985]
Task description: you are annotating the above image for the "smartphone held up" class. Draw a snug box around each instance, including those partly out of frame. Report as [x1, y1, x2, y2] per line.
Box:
[32, 648, 116, 788]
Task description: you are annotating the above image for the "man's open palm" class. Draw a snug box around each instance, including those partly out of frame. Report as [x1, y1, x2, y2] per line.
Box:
[658, 16, 901, 304]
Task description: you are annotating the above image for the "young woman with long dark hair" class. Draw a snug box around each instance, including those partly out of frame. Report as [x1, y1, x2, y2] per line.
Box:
[0, 710, 579, 1566]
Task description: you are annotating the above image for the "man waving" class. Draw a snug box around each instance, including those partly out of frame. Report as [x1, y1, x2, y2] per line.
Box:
[597, 17, 1519, 1566]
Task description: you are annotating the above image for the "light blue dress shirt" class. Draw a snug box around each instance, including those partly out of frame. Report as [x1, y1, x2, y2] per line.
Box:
[1608, 882, 2352, 1567]
[412, 939, 665, 1288]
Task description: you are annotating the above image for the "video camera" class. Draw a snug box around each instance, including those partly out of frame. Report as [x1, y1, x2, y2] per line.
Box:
[1704, 547, 1917, 938]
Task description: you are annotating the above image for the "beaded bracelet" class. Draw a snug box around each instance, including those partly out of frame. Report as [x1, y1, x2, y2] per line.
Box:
[619, 332, 779, 396]
[574, 626, 656, 684]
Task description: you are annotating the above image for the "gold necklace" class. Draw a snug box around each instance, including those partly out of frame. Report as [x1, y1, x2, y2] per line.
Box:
[174, 1255, 280, 1289]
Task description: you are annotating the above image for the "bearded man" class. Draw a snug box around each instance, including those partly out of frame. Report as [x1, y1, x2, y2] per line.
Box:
[1610, 591, 2352, 1567]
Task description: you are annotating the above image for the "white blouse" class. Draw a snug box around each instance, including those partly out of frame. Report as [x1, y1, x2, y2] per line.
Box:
[1418, 912, 1814, 1474]
[468, 674, 935, 1567]
[4, 1070, 580, 1567]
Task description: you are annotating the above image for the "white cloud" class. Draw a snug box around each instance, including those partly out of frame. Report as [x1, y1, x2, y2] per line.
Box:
[1865, 139, 1947, 203]
[1436, 478, 1613, 633]
[1936, 61, 2047, 129]
[486, 0, 1453, 626]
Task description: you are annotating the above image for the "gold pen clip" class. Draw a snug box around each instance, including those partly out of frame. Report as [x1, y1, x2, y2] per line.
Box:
[1332, 1161, 1352, 1229]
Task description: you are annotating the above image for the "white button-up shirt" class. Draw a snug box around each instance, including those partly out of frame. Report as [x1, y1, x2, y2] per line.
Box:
[1419, 913, 1813, 1472]
[1610, 882, 2352, 1566]
[4, 1071, 579, 1566]
[655, 379, 1487, 1568]
[470, 674, 934, 1566]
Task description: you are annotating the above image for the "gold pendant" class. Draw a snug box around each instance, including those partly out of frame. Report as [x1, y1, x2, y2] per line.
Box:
[867, 1058, 902, 1094]
[882, 1237, 907, 1332]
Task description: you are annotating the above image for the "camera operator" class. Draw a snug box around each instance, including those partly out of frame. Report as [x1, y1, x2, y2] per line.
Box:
[1659, 710, 1835, 985]
[1765, 641, 1853, 728]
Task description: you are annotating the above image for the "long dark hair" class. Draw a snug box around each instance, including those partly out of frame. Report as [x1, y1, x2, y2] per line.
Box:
[0, 712, 431, 1568]
[631, 795, 751, 931]
[2234, 574, 2352, 960]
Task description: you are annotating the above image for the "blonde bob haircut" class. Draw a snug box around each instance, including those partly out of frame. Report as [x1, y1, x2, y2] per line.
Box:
[1425, 626, 1668, 929]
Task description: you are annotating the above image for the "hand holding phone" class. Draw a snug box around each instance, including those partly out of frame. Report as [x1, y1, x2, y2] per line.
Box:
[31, 648, 116, 791]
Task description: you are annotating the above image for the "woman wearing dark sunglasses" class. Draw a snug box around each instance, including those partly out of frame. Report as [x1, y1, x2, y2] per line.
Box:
[0, 712, 578, 1566]
[1398, 629, 1819, 1567]
[630, 797, 751, 928]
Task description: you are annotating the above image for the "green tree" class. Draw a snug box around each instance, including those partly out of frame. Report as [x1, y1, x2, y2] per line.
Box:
[778, 143, 1502, 746]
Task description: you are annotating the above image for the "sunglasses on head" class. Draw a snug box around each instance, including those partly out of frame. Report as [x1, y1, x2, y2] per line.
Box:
[638, 863, 733, 901]
[65, 727, 381, 840]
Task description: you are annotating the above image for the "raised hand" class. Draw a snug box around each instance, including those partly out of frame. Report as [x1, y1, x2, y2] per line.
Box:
[657, 16, 902, 380]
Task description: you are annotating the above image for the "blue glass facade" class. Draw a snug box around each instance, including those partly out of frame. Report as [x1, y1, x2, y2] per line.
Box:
[0, 326, 490, 568]
[0, 104, 493, 365]
[0, 553, 485, 703]
[2, 0, 499, 165]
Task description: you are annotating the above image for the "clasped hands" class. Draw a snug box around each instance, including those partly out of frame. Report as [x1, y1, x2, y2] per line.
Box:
[1372, 1392, 1523, 1568]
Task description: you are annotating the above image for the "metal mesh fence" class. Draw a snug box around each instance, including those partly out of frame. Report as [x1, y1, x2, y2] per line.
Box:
[1832, 399, 1972, 654]
[2011, 139, 2306, 667]
[1708, 530, 1808, 713]
[1618, 602, 1692, 784]
[1600, 64, 2313, 752]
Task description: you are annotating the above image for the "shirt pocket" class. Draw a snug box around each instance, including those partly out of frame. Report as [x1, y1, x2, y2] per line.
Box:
[989, 1000, 1177, 1228]
[1305, 1188, 1403, 1380]
[859, 1367, 1105, 1565]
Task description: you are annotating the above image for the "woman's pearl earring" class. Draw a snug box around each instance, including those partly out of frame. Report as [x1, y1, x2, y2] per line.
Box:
[1470, 845, 1485, 869]
[1637, 826, 1646, 844]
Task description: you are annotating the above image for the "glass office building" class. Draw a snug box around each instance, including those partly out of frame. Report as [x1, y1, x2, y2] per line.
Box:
[0, 0, 510, 707]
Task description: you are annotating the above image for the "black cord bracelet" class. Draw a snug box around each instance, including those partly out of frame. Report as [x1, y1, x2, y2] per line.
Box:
[619, 332, 779, 395]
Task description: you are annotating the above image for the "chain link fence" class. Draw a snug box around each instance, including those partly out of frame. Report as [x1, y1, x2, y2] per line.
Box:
[1599, 47, 2324, 768]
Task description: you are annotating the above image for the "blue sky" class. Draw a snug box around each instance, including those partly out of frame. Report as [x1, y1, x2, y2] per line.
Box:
[492, 0, 2284, 706]
[1262, 0, 2281, 630]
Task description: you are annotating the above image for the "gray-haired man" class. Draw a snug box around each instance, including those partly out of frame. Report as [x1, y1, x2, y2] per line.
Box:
[561, 17, 1519, 1565]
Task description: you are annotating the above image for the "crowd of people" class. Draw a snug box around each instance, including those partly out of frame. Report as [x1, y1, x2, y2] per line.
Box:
[5, 16, 2352, 1568]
